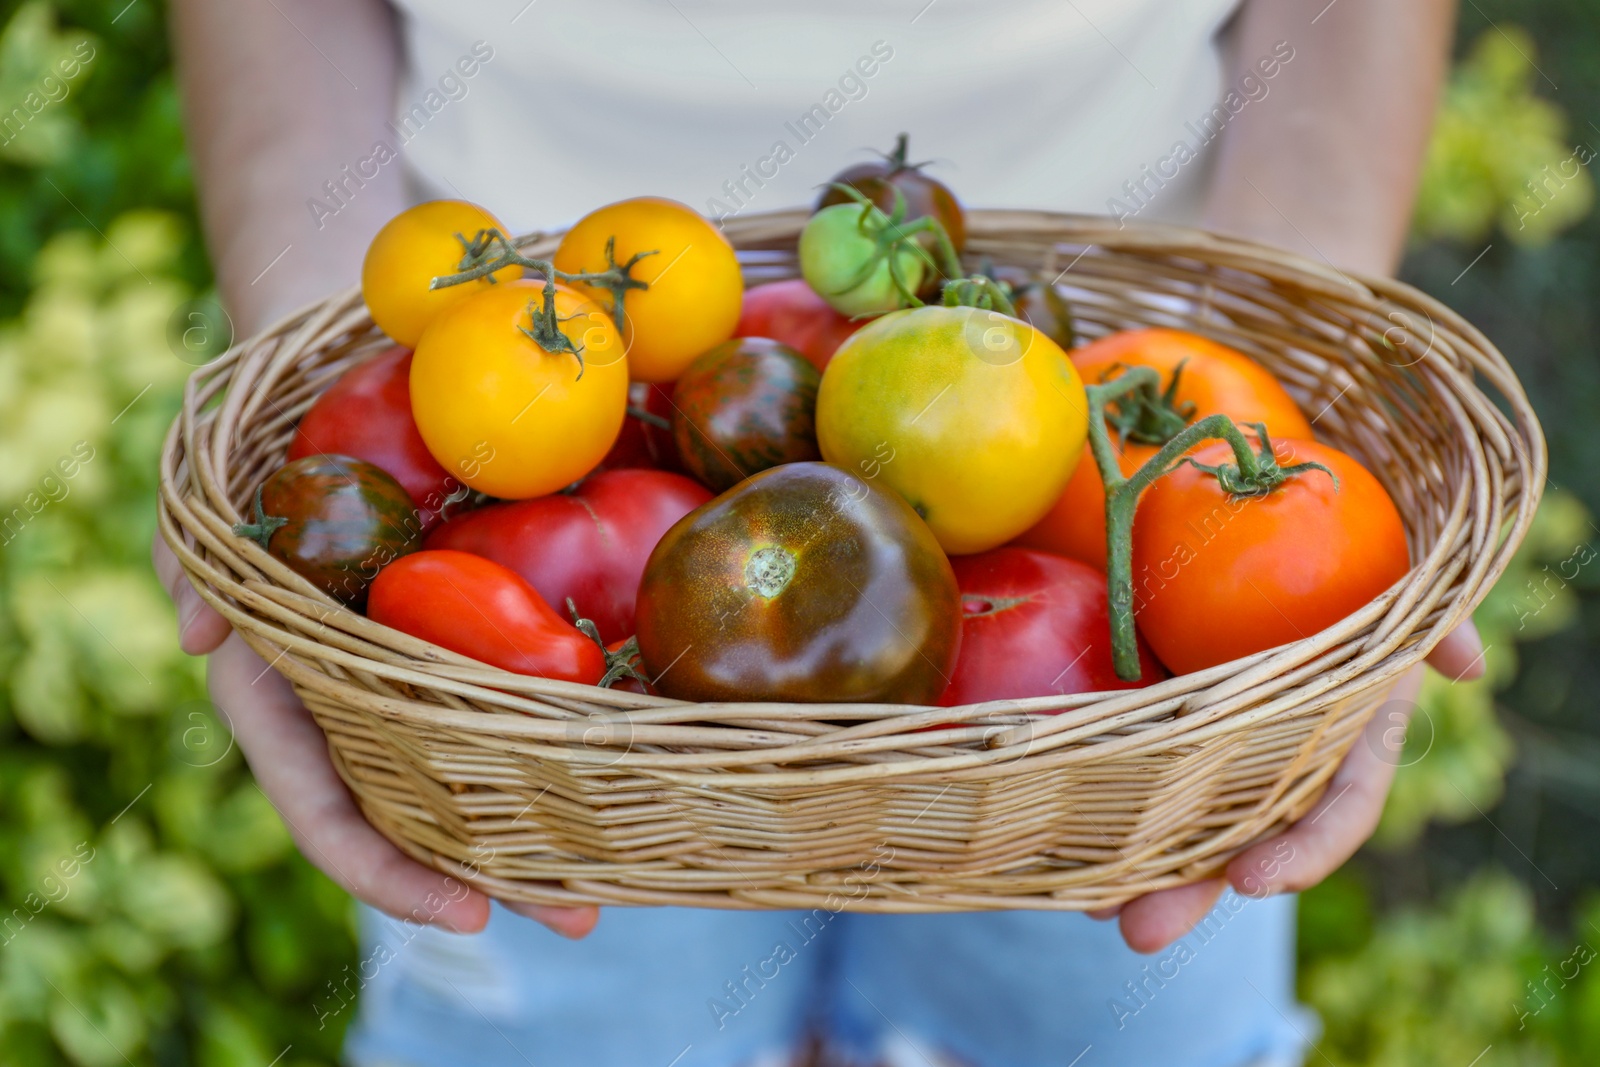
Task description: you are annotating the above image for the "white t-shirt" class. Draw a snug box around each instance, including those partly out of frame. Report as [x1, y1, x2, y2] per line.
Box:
[386, 0, 1247, 233]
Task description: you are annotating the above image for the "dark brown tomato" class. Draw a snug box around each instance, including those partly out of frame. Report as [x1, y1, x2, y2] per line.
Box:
[815, 133, 967, 253]
[670, 338, 822, 493]
[235, 454, 421, 607]
[634, 462, 961, 704]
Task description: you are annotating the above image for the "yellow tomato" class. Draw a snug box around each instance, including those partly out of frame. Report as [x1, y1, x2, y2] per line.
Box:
[410, 280, 628, 499]
[361, 200, 522, 348]
[816, 305, 1088, 554]
[552, 197, 743, 383]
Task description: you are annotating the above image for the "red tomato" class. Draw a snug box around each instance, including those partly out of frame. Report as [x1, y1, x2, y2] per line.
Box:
[734, 279, 861, 372]
[1130, 438, 1409, 674]
[595, 384, 660, 472]
[286, 348, 460, 533]
[367, 550, 605, 683]
[939, 547, 1163, 705]
[424, 469, 712, 644]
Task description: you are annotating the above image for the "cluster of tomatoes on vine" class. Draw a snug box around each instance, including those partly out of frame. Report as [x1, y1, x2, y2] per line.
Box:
[237, 134, 1411, 711]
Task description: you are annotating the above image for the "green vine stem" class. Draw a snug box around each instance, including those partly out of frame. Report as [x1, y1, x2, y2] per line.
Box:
[428, 228, 656, 371]
[941, 274, 1017, 316]
[826, 183, 963, 308]
[626, 405, 672, 431]
[1086, 367, 1335, 681]
[232, 486, 288, 548]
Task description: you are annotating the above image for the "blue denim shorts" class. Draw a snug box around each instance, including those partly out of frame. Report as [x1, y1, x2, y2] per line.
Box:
[342, 892, 1314, 1067]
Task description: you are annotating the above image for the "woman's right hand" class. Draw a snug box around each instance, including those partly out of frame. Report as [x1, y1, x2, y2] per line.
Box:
[152, 535, 599, 939]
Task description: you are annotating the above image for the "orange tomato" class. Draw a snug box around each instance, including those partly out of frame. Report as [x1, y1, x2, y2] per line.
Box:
[361, 200, 521, 348]
[410, 279, 628, 499]
[1130, 437, 1409, 674]
[1016, 328, 1313, 569]
[553, 197, 743, 383]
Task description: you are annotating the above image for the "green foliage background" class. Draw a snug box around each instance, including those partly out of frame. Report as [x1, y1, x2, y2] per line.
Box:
[0, 1, 1595, 1064]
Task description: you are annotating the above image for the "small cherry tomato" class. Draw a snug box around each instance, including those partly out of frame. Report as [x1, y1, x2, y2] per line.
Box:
[361, 200, 521, 348]
[671, 338, 821, 492]
[817, 305, 1088, 555]
[816, 133, 967, 253]
[734, 279, 861, 372]
[1018, 328, 1313, 569]
[800, 203, 926, 317]
[368, 550, 606, 683]
[425, 469, 712, 645]
[287, 347, 462, 533]
[1130, 438, 1409, 675]
[635, 462, 961, 704]
[233, 455, 421, 607]
[553, 197, 743, 383]
[939, 547, 1164, 705]
[410, 279, 629, 499]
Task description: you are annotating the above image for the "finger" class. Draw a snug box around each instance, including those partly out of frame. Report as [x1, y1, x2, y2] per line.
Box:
[153, 535, 231, 655]
[501, 901, 601, 939]
[209, 634, 491, 933]
[1116, 878, 1226, 954]
[1226, 664, 1425, 898]
[1425, 621, 1486, 682]
[1086, 905, 1122, 921]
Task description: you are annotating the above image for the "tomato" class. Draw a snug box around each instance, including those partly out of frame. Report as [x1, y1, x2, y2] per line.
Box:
[639, 382, 685, 472]
[670, 338, 821, 492]
[594, 398, 657, 472]
[1130, 438, 1409, 675]
[286, 347, 462, 533]
[361, 200, 522, 348]
[816, 305, 1088, 555]
[734, 278, 861, 372]
[553, 197, 743, 383]
[424, 469, 712, 645]
[938, 548, 1164, 705]
[1017, 328, 1313, 569]
[635, 462, 961, 704]
[816, 133, 967, 253]
[368, 550, 605, 683]
[799, 203, 925, 316]
[233, 455, 421, 606]
[410, 279, 629, 499]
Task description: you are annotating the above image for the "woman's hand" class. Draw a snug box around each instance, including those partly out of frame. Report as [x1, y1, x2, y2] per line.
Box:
[1091, 623, 1485, 952]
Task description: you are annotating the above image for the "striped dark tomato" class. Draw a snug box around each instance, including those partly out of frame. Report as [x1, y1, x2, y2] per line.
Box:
[234, 455, 421, 607]
[670, 337, 821, 493]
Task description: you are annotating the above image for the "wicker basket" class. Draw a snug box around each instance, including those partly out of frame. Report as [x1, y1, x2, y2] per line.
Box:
[158, 208, 1544, 913]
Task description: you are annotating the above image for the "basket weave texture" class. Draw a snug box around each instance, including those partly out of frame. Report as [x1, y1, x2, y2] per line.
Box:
[159, 209, 1544, 912]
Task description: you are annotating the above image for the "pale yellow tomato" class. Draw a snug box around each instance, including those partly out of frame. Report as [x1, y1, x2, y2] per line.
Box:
[552, 197, 743, 383]
[410, 280, 628, 499]
[816, 305, 1089, 554]
[361, 200, 521, 348]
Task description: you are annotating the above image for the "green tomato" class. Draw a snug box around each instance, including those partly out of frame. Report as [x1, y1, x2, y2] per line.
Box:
[799, 203, 926, 317]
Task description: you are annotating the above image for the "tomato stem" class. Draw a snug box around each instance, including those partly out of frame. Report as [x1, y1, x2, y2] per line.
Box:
[940, 275, 1018, 317]
[826, 183, 963, 309]
[1087, 369, 1336, 681]
[567, 598, 652, 689]
[231, 486, 288, 549]
[626, 404, 672, 432]
[429, 228, 655, 365]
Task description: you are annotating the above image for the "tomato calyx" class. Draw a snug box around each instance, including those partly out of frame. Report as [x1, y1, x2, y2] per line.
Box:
[428, 227, 658, 364]
[1086, 368, 1337, 682]
[566, 598, 652, 689]
[232, 486, 288, 549]
[1099, 360, 1195, 447]
[825, 183, 961, 312]
[940, 274, 1017, 316]
[1179, 424, 1338, 497]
